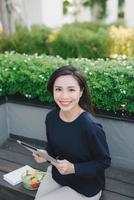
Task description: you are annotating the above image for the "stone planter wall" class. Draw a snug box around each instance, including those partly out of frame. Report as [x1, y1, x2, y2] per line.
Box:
[7, 103, 49, 141]
[98, 117, 134, 170]
[0, 103, 9, 145]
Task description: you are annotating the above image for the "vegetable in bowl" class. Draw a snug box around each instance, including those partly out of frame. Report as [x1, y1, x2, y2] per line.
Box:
[22, 169, 45, 190]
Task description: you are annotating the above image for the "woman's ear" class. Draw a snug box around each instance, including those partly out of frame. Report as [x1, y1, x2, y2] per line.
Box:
[80, 88, 84, 98]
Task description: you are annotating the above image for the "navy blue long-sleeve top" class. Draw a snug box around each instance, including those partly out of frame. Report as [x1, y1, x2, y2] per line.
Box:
[45, 108, 111, 197]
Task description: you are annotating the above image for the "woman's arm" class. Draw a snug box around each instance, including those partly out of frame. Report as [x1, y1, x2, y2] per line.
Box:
[74, 122, 111, 178]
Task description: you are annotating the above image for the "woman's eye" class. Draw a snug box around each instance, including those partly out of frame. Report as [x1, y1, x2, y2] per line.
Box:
[55, 88, 61, 91]
[69, 89, 75, 92]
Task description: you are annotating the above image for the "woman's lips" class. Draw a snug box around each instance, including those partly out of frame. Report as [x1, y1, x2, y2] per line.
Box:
[59, 101, 71, 107]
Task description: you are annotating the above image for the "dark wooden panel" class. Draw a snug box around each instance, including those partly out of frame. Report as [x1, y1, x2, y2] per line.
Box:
[0, 148, 49, 172]
[0, 187, 34, 200]
[0, 159, 21, 173]
[102, 191, 134, 200]
[1, 139, 32, 156]
[106, 178, 134, 198]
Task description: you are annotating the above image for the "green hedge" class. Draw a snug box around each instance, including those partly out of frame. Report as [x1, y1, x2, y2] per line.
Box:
[0, 52, 134, 114]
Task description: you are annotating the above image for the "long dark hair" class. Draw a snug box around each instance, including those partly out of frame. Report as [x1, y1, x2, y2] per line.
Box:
[47, 65, 94, 114]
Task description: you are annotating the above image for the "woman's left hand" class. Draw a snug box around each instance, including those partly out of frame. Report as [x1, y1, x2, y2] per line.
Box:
[52, 159, 75, 175]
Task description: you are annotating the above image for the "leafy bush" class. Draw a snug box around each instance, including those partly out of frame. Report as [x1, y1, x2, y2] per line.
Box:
[49, 25, 111, 59]
[61, 22, 109, 32]
[0, 52, 133, 115]
[1, 25, 51, 55]
[110, 26, 134, 57]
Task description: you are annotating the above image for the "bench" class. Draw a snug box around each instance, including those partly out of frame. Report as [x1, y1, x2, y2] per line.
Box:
[0, 138, 134, 200]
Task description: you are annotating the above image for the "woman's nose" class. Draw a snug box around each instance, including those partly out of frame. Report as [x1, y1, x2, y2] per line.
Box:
[61, 91, 68, 98]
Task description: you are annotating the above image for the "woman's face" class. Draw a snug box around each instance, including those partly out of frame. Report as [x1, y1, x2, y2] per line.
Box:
[53, 75, 83, 112]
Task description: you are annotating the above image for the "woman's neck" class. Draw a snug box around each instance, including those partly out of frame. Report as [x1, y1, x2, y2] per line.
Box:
[59, 106, 84, 122]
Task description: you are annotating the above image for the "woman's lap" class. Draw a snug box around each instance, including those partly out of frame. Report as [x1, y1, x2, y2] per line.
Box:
[35, 166, 101, 200]
[36, 187, 101, 200]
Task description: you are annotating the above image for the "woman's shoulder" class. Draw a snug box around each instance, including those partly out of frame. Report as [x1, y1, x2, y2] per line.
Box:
[80, 112, 98, 124]
[80, 112, 103, 130]
[46, 107, 59, 121]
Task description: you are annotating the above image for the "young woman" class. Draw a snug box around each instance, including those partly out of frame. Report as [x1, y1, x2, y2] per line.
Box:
[33, 65, 111, 200]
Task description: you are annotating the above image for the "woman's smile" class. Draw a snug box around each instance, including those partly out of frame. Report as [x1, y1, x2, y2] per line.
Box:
[59, 100, 72, 107]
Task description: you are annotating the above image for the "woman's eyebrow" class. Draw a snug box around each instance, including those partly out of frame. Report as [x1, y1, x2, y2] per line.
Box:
[54, 85, 76, 88]
[68, 86, 76, 88]
[54, 85, 62, 88]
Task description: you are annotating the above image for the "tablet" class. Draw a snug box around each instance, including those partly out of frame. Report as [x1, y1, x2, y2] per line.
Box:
[17, 140, 37, 152]
[17, 140, 57, 163]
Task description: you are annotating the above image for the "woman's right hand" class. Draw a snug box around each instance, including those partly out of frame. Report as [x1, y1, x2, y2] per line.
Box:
[33, 152, 47, 163]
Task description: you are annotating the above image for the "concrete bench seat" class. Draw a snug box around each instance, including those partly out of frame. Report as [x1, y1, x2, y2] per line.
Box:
[0, 138, 134, 200]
